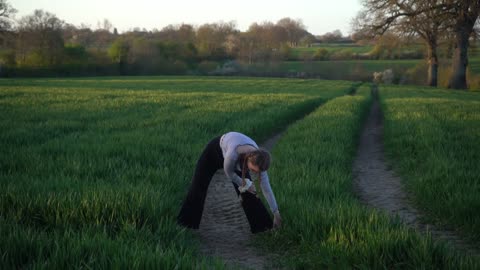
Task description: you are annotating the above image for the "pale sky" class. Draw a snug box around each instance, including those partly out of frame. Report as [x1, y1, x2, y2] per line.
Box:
[11, 0, 363, 35]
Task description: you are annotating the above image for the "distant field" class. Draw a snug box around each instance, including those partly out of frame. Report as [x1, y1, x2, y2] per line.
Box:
[244, 60, 421, 81]
[288, 43, 480, 82]
[291, 43, 374, 58]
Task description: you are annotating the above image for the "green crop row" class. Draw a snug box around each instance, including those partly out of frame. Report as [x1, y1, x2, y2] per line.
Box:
[380, 85, 480, 242]
[0, 77, 352, 269]
[256, 85, 479, 269]
[0, 76, 352, 97]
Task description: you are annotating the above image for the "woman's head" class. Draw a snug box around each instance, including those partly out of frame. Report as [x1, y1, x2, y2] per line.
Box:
[241, 148, 271, 184]
[246, 148, 271, 172]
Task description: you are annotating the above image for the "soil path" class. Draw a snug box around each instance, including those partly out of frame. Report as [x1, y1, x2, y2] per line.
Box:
[198, 133, 284, 270]
[353, 86, 479, 256]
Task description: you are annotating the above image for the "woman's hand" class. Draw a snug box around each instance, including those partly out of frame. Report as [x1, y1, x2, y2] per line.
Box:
[273, 210, 282, 228]
[238, 179, 253, 193]
[247, 185, 256, 194]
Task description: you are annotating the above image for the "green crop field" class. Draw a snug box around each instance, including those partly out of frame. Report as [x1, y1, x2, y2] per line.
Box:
[0, 76, 352, 269]
[256, 84, 478, 269]
[380, 85, 480, 242]
[0, 77, 478, 269]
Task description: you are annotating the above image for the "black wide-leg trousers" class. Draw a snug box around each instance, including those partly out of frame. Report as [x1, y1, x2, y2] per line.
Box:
[177, 136, 273, 233]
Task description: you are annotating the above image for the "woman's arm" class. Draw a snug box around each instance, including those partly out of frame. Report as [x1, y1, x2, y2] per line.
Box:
[260, 171, 282, 228]
[224, 156, 243, 186]
[259, 171, 279, 213]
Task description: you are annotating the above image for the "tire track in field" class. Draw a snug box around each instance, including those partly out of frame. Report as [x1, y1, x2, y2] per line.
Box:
[353, 85, 479, 257]
[198, 134, 284, 270]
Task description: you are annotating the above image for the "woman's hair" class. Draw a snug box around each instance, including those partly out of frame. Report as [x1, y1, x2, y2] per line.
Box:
[240, 148, 271, 186]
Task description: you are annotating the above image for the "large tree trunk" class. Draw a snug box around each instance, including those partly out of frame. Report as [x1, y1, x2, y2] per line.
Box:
[447, 2, 480, 90]
[448, 29, 470, 89]
[426, 42, 438, 87]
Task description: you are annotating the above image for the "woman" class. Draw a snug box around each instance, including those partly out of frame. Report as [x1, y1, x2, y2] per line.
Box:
[177, 131, 282, 233]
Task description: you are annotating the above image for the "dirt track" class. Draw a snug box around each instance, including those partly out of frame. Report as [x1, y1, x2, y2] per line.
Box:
[198, 84, 478, 270]
[198, 133, 283, 269]
[353, 87, 479, 256]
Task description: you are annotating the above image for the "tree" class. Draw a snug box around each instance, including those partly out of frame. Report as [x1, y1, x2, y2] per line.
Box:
[97, 18, 113, 32]
[158, 24, 196, 44]
[0, 0, 16, 50]
[195, 22, 237, 60]
[244, 22, 275, 62]
[108, 37, 129, 74]
[237, 22, 284, 63]
[0, 0, 16, 32]
[62, 24, 96, 50]
[354, 0, 447, 87]
[224, 33, 239, 56]
[16, 10, 65, 67]
[446, 0, 480, 89]
[320, 29, 343, 43]
[313, 48, 329, 60]
[276, 17, 307, 47]
[369, 33, 404, 60]
[236, 32, 255, 64]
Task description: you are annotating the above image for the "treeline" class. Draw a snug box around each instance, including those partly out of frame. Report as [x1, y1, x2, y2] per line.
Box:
[354, 0, 480, 89]
[0, 5, 317, 77]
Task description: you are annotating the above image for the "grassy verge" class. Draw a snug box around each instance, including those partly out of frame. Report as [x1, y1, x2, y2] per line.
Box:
[380, 85, 480, 242]
[257, 84, 479, 269]
[0, 76, 352, 269]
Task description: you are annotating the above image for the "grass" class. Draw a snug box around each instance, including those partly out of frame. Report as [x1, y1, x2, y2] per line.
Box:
[256, 84, 479, 269]
[291, 43, 424, 59]
[243, 60, 421, 81]
[468, 57, 480, 74]
[291, 44, 374, 58]
[0, 76, 352, 269]
[1, 77, 478, 268]
[379, 85, 480, 242]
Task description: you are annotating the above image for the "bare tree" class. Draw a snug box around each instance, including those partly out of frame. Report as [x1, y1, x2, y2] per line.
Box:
[17, 10, 65, 66]
[354, 0, 448, 87]
[195, 21, 237, 59]
[356, 0, 480, 89]
[446, 0, 480, 89]
[97, 18, 113, 32]
[0, 0, 16, 32]
[320, 29, 343, 43]
[157, 24, 195, 44]
[243, 22, 274, 63]
[0, 0, 16, 49]
[276, 17, 307, 47]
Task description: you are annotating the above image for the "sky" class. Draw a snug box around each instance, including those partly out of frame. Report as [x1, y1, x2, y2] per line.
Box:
[10, 0, 363, 36]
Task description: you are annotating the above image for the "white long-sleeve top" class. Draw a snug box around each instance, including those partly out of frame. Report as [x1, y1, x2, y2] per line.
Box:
[220, 132, 279, 213]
